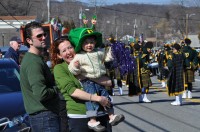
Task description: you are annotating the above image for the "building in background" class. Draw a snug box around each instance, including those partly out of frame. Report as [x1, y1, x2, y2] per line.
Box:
[0, 16, 36, 47]
[188, 35, 200, 49]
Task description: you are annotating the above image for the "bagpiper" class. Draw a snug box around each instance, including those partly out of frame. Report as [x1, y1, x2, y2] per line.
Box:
[128, 41, 153, 103]
[167, 43, 185, 105]
[139, 41, 153, 102]
[157, 43, 171, 88]
[127, 43, 142, 97]
[181, 38, 198, 99]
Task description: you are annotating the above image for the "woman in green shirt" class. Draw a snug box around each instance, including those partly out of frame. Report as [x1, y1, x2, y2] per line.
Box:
[50, 36, 112, 132]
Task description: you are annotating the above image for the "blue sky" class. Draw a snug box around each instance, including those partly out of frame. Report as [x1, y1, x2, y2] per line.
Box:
[79, 0, 172, 5]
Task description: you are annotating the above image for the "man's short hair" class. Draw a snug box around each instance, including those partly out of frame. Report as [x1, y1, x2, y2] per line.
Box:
[24, 21, 43, 47]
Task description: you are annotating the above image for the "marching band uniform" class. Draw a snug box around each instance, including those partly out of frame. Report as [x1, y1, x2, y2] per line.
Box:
[181, 38, 198, 99]
[157, 44, 171, 88]
[139, 42, 153, 103]
[104, 38, 123, 96]
[128, 42, 153, 103]
[127, 43, 142, 97]
[167, 43, 184, 106]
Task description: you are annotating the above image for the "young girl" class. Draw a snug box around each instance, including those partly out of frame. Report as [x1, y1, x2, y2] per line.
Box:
[69, 28, 124, 131]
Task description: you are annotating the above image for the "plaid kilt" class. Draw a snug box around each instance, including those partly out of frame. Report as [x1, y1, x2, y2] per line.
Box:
[127, 58, 142, 96]
[157, 68, 169, 80]
[185, 69, 195, 83]
[141, 73, 152, 88]
[167, 54, 184, 96]
[127, 73, 142, 96]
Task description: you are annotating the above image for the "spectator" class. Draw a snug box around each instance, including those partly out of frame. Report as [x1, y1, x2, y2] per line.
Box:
[51, 36, 112, 132]
[4, 36, 22, 65]
[20, 21, 61, 131]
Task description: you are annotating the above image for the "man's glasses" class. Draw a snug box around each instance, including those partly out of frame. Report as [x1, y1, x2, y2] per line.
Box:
[35, 32, 47, 39]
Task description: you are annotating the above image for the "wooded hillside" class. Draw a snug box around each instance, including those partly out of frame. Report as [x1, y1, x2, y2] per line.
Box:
[0, 0, 200, 42]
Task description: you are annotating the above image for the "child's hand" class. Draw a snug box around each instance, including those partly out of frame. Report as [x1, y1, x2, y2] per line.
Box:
[74, 60, 80, 69]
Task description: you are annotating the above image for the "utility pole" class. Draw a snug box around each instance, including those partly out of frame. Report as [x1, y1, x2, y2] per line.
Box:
[79, 7, 83, 27]
[122, 19, 124, 37]
[185, 13, 188, 37]
[94, 0, 97, 15]
[47, 0, 50, 22]
[115, 27, 118, 40]
[133, 18, 137, 37]
[114, 11, 118, 40]
[2, 33, 4, 47]
[156, 28, 158, 48]
[186, 13, 195, 37]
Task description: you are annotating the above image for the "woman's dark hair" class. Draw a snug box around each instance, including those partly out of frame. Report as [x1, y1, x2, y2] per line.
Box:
[24, 21, 43, 48]
[50, 36, 70, 68]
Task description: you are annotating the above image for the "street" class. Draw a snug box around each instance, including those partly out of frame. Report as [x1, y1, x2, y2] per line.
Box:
[112, 72, 200, 132]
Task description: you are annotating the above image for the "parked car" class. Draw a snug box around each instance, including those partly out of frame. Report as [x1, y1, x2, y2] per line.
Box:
[0, 58, 30, 132]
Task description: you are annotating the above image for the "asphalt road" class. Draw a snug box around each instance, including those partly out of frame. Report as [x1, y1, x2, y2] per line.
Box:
[112, 72, 200, 132]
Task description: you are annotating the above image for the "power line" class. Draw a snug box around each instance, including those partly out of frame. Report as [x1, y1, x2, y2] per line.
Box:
[104, 1, 170, 5]
[100, 6, 200, 22]
[0, 1, 23, 25]
[0, 18, 18, 29]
